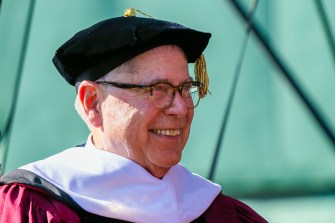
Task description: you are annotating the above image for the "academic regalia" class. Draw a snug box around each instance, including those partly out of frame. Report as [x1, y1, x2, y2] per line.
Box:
[0, 136, 267, 223]
[0, 10, 268, 223]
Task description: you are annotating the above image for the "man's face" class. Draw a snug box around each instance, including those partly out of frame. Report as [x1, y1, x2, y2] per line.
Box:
[98, 45, 194, 177]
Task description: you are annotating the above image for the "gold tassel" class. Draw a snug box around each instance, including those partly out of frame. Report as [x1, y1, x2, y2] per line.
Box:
[124, 8, 136, 17]
[195, 54, 210, 98]
[124, 8, 153, 18]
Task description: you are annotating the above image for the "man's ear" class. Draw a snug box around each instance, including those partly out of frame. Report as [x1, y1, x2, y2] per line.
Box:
[77, 81, 102, 127]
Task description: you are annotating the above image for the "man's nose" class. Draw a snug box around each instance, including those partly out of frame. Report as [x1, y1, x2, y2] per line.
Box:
[165, 91, 188, 117]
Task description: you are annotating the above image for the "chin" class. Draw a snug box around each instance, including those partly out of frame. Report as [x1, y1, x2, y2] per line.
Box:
[160, 156, 181, 168]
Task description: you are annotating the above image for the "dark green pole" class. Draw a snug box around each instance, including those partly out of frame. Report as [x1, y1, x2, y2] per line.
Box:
[209, 0, 258, 181]
[314, 0, 335, 70]
[1, 0, 36, 172]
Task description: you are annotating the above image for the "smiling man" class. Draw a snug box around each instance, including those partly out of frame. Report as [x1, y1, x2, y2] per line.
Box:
[0, 9, 267, 223]
[90, 45, 194, 179]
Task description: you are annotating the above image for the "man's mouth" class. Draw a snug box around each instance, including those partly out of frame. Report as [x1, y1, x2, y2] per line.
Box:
[152, 129, 181, 136]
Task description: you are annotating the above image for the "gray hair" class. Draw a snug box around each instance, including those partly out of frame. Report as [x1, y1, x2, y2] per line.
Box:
[74, 58, 137, 129]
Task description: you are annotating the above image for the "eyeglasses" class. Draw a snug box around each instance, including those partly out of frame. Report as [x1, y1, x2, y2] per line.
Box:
[95, 80, 203, 109]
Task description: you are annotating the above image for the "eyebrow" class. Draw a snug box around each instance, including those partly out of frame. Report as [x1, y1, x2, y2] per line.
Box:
[144, 77, 194, 85]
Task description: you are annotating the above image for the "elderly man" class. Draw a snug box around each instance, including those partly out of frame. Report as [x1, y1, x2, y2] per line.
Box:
[0, 9, 267, 223]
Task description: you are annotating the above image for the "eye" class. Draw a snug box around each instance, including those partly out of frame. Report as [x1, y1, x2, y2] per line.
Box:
[182, 83, 192, 91]
[180, 83, 194, 95]
[153, 84, 171, 93]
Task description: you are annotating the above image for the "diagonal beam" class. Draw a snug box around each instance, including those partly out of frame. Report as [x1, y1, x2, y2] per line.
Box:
[228, 0, 335, 149]
[208, 0, 258, 181]
[314, 0, 335, 71]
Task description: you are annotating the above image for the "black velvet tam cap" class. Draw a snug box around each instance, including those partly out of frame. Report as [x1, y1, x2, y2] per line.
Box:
[52, 15, 211, 86]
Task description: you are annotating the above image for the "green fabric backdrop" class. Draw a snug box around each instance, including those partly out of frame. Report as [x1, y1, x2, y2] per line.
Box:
[1, 0, 335, 221]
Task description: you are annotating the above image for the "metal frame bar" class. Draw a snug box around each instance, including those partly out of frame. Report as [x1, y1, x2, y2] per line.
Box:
[314, 0, 335, 71]
[209, 0, 335, 180]
[229, 0, 335, 149]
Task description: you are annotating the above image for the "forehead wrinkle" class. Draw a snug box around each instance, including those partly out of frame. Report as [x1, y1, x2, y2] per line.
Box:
[146, 45, 187, 60]
[130, 45, 187, 68]
[101, 58, 140, 83]
[143, 77, 193, 86]
[103, 45, 188, 84]
[133, 46, 189, 85]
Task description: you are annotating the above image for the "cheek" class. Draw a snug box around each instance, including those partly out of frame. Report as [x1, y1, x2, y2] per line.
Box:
[102, 95, 151, 138]
[186, 110, 194, 127]
[101, 99, 135, 139]
[103, 94, 147, 120]
[126, 94, 151, 108]
[181, 110, 194, 142]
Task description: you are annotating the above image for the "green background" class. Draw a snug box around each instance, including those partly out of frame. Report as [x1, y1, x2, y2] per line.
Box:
[1, 0, 335, 222]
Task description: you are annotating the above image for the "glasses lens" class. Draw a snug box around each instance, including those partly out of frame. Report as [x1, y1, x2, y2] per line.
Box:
[150, 83, 200, 109]
[151, 84, 173, 109]
[182, 83, 200, 108]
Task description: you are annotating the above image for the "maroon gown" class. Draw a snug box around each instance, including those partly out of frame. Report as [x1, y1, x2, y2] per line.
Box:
[0, 170, 267, 223]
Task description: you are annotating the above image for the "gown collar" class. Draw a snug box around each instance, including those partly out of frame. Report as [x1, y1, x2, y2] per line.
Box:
[21, 135, 221, 223]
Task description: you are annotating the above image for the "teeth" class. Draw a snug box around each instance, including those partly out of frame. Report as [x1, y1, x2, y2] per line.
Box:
[153, 129, 180, 136]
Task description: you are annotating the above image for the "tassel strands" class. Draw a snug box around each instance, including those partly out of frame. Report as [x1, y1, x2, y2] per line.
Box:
[195, 54, 210, 98]
[124, 8, 153, 18]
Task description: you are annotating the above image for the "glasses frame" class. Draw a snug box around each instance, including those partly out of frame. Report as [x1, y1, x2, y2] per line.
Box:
[95, 80, 203, 109]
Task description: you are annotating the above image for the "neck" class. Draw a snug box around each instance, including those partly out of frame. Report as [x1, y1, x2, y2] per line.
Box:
[146, 166, 169, 179]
